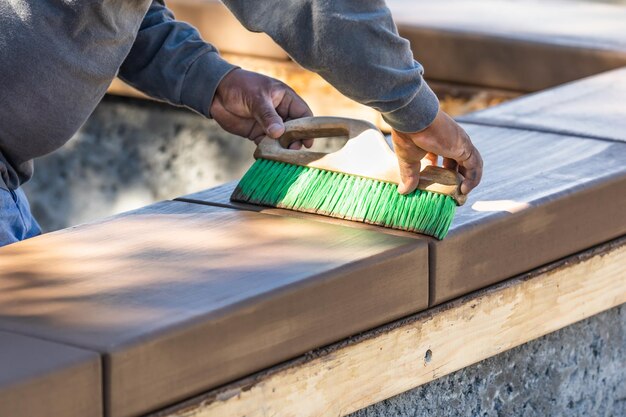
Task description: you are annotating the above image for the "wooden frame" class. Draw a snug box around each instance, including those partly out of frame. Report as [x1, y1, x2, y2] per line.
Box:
[155, 237, 626, 417]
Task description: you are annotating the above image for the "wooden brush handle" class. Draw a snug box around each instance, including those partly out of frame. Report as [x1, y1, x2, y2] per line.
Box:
[255, 117, 466, 205]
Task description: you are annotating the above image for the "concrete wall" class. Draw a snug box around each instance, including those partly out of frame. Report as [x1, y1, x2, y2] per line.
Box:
[351, 305, 625, 417]
[23, 95, 345, 232]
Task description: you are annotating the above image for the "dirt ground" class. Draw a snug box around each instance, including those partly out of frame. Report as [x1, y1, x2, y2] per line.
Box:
[439, 91, 510, 116]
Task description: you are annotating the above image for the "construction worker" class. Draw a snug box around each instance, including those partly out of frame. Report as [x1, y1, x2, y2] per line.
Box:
[0, 0, 482, 246]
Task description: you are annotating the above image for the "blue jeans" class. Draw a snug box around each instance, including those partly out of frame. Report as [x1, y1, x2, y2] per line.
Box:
[0, 186, 42, 247]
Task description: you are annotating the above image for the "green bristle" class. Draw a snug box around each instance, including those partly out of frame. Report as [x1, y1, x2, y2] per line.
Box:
[233, 159, 457, 239]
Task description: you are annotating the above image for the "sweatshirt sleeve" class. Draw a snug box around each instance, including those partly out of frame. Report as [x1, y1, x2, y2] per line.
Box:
[118, 0, 238, 117]
[222, 0, 439, 132]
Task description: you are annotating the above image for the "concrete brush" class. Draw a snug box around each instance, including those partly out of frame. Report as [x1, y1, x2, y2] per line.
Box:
[231, 117, 466, 239]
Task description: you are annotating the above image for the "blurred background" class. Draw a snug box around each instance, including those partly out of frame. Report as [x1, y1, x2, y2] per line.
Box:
[24, 0, 626, 231]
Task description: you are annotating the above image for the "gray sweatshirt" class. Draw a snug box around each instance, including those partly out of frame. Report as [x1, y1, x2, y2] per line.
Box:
[0, 0, 439, 190]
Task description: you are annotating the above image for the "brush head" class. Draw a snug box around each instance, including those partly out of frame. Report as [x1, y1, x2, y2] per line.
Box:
[231, 159, 457, 239]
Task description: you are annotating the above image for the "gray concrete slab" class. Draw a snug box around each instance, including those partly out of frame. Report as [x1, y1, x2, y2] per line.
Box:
[0, 331, 102, 417]
[429, 123, 626, 304]
[459, 67, 626, 143]
[389, 0, 626, 91]
[0, 200, 428, 417]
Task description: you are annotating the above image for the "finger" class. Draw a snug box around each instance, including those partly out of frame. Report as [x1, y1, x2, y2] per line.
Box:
[443, 157, 457, 170]
[249, 123, 266, 143]
[274, 87, 314, 148]
[275, 88, 313, 121]
[458, 144, 483, 195]
[212, 98, 258, 139]
[251, 95, 285, 138]
[289, 141, 304, 150]
[424, 152, 438, 166]
[391, 130, 426, 195]
[396, 158, 422, 195]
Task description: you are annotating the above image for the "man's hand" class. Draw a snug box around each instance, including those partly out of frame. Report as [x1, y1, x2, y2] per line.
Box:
[210, 69, 313, 149]
[391, 110, 483, 196]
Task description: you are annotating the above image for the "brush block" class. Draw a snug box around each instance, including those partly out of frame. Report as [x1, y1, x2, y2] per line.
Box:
[254, 117, 466, 204]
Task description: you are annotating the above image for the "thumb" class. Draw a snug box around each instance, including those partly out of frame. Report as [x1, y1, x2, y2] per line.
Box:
[251, 94, 285, 139]
[391, 130, 426, 195]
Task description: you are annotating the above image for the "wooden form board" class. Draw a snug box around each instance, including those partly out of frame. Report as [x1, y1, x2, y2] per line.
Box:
[459, 67, 626, 143]
[0, 200, 427, 417]
[176, 123, 626, 305]
[0, 331, 102, 417]
[153, 237, 626, 417]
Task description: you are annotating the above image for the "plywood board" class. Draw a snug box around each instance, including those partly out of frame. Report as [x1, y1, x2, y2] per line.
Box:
[0, 201, 428, 417]
[153, 238, 626, 417]
[176, 124, 626, 305]
[459, 67, 626, 142]
[0, 331, 101, 417]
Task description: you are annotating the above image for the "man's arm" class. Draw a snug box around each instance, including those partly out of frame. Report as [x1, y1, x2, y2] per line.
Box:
[118, 1, 312, 145]
[118, 1, 236, 119]
[223, 0, 482, 194]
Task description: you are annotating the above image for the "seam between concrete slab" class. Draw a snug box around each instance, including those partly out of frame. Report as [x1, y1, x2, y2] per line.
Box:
[427, 241, 436, 307]
[174, 197, 248, 211]
[457, 118, 626, 144]
[0, 327, 103, 356]
[103, 354, 112, 417]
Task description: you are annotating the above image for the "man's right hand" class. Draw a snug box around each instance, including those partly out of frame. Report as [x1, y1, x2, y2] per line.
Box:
[210, 69, 313, 148]
[390, 110, 483, 196]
